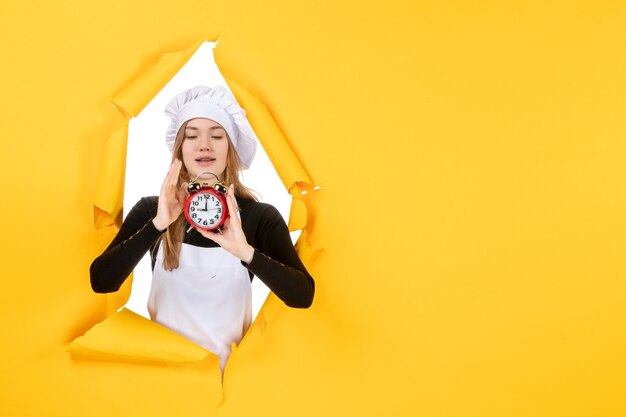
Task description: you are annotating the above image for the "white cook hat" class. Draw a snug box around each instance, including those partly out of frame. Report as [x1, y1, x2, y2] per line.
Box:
[164, 85, 257, 169]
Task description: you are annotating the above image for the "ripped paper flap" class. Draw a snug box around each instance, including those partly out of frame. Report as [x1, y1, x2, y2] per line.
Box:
[225, 79, 314, 231]
[112, 40, 205, 117]
[68, 308, 212, 365]
[93, 126, 128, 229]
[83, 39, 320, 367]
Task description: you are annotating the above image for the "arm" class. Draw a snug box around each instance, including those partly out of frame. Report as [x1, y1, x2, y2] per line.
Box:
[91, 160, 187, 293]
[194, 186, 315, 308]
[243, 204, 315, 309]
[89, 197, 162, 293]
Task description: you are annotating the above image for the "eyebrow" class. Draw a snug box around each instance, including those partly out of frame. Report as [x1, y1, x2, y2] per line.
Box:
[185, 126, 225, 131]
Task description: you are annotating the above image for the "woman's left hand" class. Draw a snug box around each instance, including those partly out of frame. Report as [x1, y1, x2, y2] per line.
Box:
[194, 184, 255, 264]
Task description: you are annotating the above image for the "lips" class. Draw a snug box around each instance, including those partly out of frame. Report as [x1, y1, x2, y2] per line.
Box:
[195, 157, 215, 165]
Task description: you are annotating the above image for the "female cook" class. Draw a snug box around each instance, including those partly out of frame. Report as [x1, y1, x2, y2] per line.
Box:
[90, 85, 315, 371]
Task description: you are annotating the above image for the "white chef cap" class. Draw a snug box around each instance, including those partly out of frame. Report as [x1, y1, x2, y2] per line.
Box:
[164, 85, 257, 169]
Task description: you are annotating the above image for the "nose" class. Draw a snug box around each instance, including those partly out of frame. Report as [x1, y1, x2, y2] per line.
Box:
[198, 136, 211, 151]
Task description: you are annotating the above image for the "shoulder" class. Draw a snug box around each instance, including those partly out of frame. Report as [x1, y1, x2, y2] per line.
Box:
[236, 198, 288, 239]
[141, 195, 159, 208]
[127, 196, 159, 218]
[236, 198, 292, 248]
[237, 197, 283, 223]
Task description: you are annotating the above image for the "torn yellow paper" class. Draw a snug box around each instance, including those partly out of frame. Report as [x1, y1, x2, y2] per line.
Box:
[225, 78, 312, 188]
[93, 126, 128, 229]
[81, 39, 320, 371]
[112, 39, 205, 117]
[287, 187, 307, 231]
[4, 2, 626, 416]
[226, 79, 315, 231]
[294, 230, 319, 266]
[68, 308, 213, 366]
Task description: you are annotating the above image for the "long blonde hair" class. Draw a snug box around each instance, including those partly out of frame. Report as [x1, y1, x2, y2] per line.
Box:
[161, 120, 258, 270]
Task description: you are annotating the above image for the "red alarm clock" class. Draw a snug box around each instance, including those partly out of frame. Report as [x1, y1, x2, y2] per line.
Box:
[184, 172, 229, 232]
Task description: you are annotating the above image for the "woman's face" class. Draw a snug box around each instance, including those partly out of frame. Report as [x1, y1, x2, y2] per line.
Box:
[181, 118, 229, 184]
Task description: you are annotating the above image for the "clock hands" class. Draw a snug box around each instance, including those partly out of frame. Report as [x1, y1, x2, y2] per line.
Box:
[196, 205, 219, 212]
[197, 197, 216, 212]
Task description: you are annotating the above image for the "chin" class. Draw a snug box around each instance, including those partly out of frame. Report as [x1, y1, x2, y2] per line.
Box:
[190, 168, 225, 183]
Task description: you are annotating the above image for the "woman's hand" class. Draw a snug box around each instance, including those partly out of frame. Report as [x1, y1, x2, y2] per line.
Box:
[152, 159, 187, 231]
[195, 184, 255, 263]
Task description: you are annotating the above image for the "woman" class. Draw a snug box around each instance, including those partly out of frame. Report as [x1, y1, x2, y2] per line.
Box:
[90, 85, 315, 371]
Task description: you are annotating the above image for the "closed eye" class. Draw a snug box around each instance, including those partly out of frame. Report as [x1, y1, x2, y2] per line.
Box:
[186, 136, 222, 139]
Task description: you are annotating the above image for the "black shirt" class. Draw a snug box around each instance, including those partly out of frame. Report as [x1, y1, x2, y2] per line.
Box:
[90, 196, 314, 308]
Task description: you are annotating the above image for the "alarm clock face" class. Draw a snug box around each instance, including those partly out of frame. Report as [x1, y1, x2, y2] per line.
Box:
[186, 191, 226, 230]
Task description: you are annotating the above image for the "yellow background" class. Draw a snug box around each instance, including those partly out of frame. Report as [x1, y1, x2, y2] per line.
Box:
[2, 1, 626, 416]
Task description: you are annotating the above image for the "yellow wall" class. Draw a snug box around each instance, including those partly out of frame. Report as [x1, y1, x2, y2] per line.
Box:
[2, 1, 626, 416]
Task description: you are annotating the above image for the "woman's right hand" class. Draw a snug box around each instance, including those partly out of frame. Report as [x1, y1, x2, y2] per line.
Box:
[152, 159, 187, 232]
